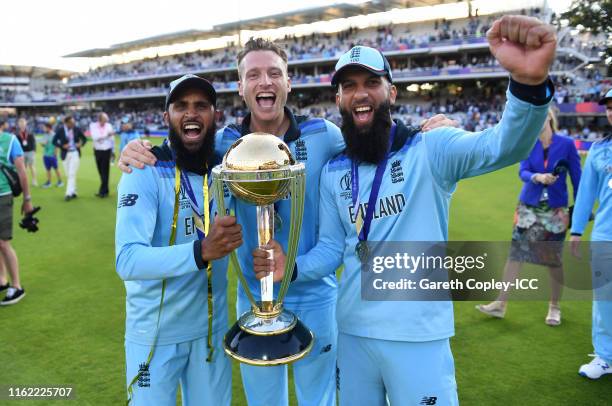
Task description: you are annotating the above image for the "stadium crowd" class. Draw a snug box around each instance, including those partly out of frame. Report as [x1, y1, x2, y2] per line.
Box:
[58, 7, 602, 89]
[67, 9, 544, 85]
[2, 8, 607, 107]
[2, 75, 610, 142]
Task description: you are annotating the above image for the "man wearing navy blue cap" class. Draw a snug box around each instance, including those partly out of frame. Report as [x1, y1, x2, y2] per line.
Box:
[599, 88, 612, 105]
[115, 74, 241, 405]
[254, 15, 557, 405]
[598, 88, 612, 131]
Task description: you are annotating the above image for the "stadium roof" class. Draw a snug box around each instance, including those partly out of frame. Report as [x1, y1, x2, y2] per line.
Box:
[213, 0, 435, 31]
[0, 64, 73, 78]
[63, 29, 213, 58]
[64, 0, 449, 58]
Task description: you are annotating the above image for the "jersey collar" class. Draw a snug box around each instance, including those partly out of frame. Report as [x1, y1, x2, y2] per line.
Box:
[239, 106, 301, 143]
[391, 119, 419, 153]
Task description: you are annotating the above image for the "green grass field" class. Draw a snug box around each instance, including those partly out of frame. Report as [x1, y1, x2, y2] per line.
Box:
[1, 139, 609, 405]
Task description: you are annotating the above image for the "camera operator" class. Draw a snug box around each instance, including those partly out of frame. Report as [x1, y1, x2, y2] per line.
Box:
[0, 119, 34, 305]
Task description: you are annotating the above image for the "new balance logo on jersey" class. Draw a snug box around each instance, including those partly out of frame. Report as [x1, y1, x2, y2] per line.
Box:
[348, 193, 406, 224]
[118, 194, 139, 208]
[420, 396, 437, 405]
[391, 160, 404, 183]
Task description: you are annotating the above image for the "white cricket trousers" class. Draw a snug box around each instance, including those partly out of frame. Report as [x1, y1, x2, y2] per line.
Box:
[63, 151, 80, 196]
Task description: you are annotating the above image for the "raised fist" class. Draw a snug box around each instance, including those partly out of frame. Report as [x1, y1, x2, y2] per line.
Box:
[487, 15, 557, 85]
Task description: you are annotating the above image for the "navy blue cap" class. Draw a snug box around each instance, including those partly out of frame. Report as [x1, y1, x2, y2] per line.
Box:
[165, 74, 216, 110]
[331, 46, 393, 87]
[599, 88, 612, 105]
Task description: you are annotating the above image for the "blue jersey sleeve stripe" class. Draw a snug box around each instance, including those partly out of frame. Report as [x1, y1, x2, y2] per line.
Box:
[299, 118, 327, 134]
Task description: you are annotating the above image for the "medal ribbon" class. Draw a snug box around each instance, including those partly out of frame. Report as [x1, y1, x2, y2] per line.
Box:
[126, 165, 214, 405]
[126, 166, 183, 405]
[179, 168, 214, 362]
[351, 124, 397, 242]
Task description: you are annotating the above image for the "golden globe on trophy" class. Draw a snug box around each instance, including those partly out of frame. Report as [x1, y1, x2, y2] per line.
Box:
[211, 133, 313, 366]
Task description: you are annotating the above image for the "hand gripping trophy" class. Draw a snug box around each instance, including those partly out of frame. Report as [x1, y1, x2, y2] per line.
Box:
[212, 133, 313, 366]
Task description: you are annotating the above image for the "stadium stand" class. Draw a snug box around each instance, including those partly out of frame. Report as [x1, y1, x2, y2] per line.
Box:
[0, 65, 71, 105]
[0, 0, 609, 142]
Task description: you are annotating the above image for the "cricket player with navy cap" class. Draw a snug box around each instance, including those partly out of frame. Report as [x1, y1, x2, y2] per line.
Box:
[115, 74, 242, 405]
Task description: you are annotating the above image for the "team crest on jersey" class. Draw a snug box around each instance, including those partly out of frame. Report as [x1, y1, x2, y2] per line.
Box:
[390, 159, 404, 183]
[339, 171, 352, 200]
[294, 139, 307, 161]
[137, 362, 150, 388]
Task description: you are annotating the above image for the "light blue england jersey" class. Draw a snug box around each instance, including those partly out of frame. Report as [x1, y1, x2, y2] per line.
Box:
[296, 89, 551, 341]
[120, 130, 141, 152]
[215, 108, 345, 309]
[115, 142, 228, 346]
[571, 138, 612, 241]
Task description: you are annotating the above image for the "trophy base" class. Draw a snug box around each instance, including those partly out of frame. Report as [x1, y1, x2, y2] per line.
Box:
[240, 307, 296, 335]
[223, 311, 314, 366]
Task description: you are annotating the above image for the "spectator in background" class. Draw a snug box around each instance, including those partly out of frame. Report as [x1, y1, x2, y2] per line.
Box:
[53, 116, 86, 201]
[90, 112, 115, 198]
[40, 122, 63, 188]
[0, 119, 34, 305]
[16, 118, 37, 187]
[118, 116, 140, 153]
[477, 108, 582, 325]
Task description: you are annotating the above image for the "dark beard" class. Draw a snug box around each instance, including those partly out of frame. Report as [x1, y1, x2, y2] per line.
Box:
[168, 123, 216, 175]
[340, 101, 393, 164]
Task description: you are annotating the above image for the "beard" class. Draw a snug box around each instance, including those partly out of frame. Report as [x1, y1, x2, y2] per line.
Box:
[340, 101, 393, 164]
[168, 122, 216, 175]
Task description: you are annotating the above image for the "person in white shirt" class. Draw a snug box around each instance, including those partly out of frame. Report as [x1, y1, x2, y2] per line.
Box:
[90, 112, 115, 198]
